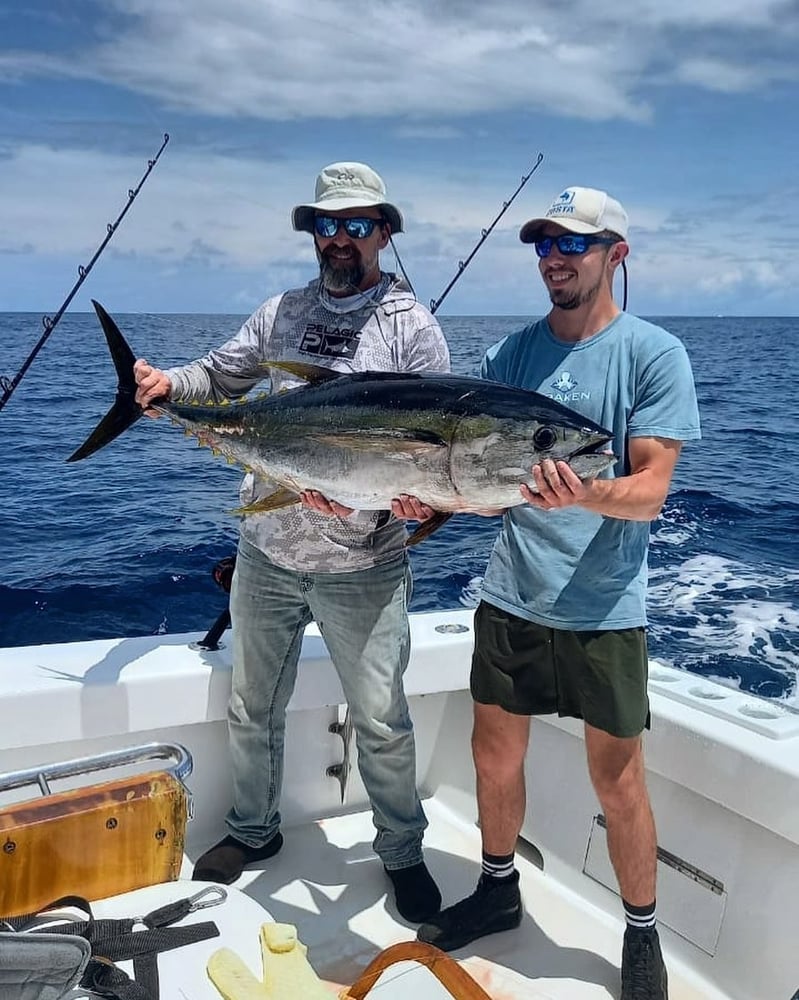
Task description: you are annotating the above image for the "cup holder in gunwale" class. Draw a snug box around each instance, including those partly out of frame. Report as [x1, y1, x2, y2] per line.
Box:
[649, 669, 681, 683]
[738, 703, 782, 720]
[688, 686, 729, 701]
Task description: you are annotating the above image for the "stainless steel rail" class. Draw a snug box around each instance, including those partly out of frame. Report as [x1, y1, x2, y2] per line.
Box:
[0, 742, 193, 797]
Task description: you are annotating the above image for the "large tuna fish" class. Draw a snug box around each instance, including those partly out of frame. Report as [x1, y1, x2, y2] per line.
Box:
[68, 301, 615, 541]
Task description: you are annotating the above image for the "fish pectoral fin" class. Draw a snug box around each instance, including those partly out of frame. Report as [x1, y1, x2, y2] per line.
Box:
[231, 486, 301, 516]
[259, 360, 343, 384]
[313, 430, 447, 454]
[405, 511, 453, 546]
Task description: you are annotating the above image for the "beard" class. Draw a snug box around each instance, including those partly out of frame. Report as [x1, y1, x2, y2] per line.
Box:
[318, 246, 366, 293]
[548, 275, 603, 311]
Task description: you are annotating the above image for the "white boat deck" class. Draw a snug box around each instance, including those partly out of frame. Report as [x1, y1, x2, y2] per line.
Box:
[81, 798, 728, 1000]
[196, 800, 736, 1000]
[1, 612, 798, 999]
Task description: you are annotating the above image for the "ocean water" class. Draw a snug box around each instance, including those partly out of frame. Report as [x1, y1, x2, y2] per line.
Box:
[1, 312, 797, 706]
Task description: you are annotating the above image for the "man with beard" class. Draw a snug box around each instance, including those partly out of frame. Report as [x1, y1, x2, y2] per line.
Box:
[133, 162, 449, 922]
[417, 187, 700, 1000]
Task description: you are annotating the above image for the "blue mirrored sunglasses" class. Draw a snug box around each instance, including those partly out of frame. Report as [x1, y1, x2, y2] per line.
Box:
[534, 234, 618, 258]
[314, 216, 384, 239]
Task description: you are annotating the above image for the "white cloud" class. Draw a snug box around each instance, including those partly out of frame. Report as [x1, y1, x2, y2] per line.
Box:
[2, 138, 796, 315]
[3, 0, 795, 124]
[677, 58, 764, 93]
[2, 1, 798, 313]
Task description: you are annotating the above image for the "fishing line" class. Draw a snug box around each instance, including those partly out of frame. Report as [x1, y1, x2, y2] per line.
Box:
[0, 133, 170, 414]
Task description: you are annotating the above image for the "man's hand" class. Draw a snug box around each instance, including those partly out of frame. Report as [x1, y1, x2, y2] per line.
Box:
[300, 490, 355, 517]
[521, 459, 591, 510]
[133, 359, 172, 416]
[391, 494, 436, 521]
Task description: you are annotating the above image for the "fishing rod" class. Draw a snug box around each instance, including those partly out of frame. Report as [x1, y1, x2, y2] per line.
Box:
[0, 133, 170, 414]
[429, 152, 544, 315]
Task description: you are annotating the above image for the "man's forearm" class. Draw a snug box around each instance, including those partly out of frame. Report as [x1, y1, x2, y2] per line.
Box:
[578, 471, 668, 522]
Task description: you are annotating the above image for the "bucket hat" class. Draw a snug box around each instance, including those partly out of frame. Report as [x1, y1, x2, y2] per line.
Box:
[292, 162, 404, 234]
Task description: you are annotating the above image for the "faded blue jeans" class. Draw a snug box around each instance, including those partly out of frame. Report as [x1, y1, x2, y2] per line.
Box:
[225, 536, 427, 869]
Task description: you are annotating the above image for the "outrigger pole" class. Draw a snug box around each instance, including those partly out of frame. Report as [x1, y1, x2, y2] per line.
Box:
[0, 133, 170, 414]
[429, 151, 544, 315]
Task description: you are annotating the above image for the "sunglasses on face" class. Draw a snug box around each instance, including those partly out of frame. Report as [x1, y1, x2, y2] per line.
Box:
[534, 234, 618, 258]
[313, 216, 384, 239]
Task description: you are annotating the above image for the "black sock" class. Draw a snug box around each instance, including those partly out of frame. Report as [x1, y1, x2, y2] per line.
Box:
[385, 862, 441, 922]
[481, 850, 516, 882]
[623, 897, 657, 930]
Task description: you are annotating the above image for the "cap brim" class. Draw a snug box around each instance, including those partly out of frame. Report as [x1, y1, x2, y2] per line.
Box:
[292, 200, 404, 234]
[519, 216, 604, 243]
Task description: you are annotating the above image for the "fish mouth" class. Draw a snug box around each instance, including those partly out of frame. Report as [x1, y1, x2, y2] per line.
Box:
[569, 433, 614, 460]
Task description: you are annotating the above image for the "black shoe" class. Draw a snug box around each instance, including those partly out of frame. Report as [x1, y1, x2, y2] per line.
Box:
[385, 861, 442, 923]
[621, 926, 669, 1000]
[416, 871, 522, 952]
[192, 832, 283, 884]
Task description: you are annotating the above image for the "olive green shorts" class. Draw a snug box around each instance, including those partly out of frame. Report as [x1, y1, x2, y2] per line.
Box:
[470, 601, 650, 738]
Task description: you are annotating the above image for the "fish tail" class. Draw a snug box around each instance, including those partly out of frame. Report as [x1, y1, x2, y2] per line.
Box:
[66, 300, 143, 462]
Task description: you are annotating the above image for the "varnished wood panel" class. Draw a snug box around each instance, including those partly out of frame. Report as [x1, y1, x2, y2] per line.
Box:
[0, 770, 187, 917]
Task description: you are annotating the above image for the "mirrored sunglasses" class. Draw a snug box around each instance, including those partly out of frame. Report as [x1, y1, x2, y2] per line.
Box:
[534, 234, 618, 258]
[314, 216, 383, 239]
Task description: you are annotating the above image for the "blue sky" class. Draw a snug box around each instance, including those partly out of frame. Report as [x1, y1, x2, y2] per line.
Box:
[1, 0, 798, 316]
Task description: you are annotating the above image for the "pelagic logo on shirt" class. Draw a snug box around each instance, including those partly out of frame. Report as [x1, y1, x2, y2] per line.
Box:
[299, 323, 361, 358]
[548, 370, 591, 403]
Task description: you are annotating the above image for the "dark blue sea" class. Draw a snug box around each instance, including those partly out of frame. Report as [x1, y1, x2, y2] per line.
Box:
[1, 313, 797, 706]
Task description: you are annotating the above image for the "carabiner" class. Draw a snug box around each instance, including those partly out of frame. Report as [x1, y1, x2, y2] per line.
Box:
[186, 885, 228, 911]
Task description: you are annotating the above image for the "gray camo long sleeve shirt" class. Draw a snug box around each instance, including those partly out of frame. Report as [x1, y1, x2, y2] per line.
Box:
[166, 273, 450, 573]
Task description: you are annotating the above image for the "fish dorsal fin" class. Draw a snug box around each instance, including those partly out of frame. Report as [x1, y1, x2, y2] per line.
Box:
[259, 361, 342, 385]
[312, 429, 446, 454]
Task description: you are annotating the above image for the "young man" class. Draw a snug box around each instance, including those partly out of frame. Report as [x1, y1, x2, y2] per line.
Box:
[134, 162, 449, 923]
[417, 186, 700, 999]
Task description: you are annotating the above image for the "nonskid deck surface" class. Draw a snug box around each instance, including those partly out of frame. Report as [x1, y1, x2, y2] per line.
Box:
[181, 797, 727, 1000]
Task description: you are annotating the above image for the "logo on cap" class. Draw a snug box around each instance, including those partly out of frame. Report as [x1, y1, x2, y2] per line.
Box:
[547, 189, 577, 218]
[328, 169, 362, 188]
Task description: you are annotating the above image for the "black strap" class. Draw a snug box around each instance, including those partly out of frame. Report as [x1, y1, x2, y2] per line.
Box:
[84, 923, 221, 1000]
[83, 957, 153, 1000]
[4, 894, 96, 932]
[4, 891, 211, 936]
[2, 893, 220, 1000]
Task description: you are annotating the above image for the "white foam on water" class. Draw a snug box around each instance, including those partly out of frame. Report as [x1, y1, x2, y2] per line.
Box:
[649, 553, 799, 706]
[460, 576, 484, 608]
[459, 555, 799, 708]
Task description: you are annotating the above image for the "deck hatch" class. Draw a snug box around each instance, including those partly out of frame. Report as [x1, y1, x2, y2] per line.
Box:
[583, 813, 727, 955]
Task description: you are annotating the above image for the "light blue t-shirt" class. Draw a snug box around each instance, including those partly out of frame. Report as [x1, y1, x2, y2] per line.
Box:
[480, 313, 701, 630]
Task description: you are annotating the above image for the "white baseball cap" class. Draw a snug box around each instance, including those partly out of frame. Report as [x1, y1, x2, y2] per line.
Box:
[292, 162, 404, 234]
[519, 186, 628, 243]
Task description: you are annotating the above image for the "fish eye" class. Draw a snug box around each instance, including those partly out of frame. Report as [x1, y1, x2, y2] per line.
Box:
[533, 426, 557, 451]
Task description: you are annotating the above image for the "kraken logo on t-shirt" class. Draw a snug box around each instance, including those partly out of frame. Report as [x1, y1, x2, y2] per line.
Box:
[552, 370, 578, 392]
[299, 323, 361, 358]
